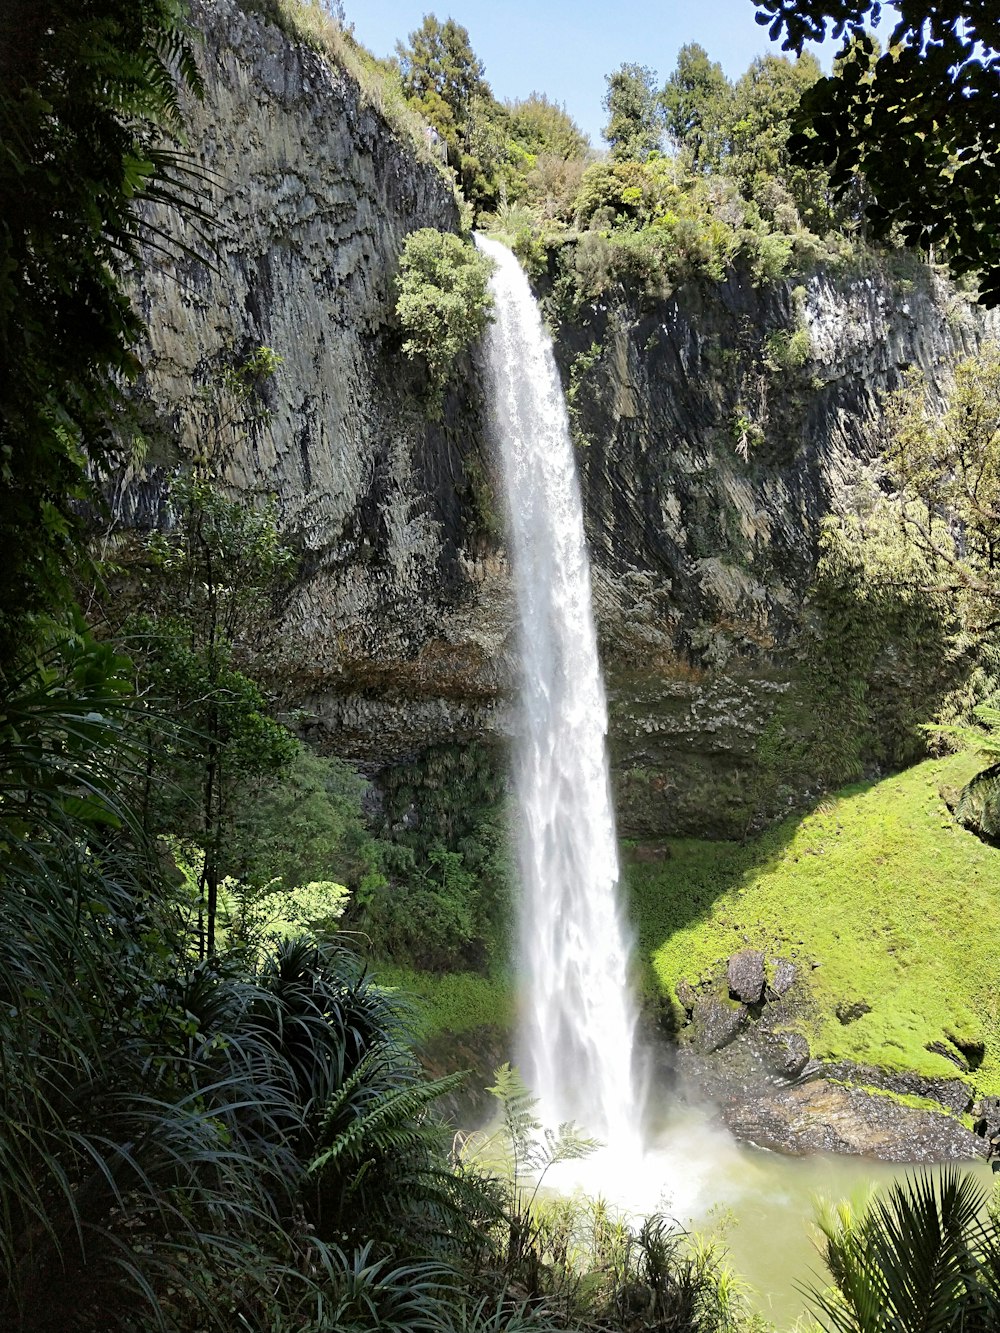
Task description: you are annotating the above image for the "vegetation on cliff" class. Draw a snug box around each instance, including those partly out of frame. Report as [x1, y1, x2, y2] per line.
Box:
[395, 227, 496, 409]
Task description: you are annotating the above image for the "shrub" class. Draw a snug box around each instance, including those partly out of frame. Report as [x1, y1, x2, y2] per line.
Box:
[395, 228, 495, 408]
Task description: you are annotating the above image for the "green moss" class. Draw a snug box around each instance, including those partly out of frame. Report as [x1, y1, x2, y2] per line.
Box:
[829, 1080, 959, 1117]
[373, 963, 513, 1037]
[625, 754, 1000, 1091]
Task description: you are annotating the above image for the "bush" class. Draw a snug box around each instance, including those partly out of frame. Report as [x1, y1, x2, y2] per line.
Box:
[395, 228, 495, 408]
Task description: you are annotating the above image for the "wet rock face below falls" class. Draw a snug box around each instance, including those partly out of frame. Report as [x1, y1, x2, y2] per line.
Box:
[668, 951, 987, 1161]
[128, 3, 996, 833]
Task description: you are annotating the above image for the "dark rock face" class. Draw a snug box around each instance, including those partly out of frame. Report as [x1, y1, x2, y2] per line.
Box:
[554, 272, 998, 836]
[691, 996, 749, 1054]
[127, 3, 998, 829]
[127, 0, 512, 769]
[727, 949, 766, 1004]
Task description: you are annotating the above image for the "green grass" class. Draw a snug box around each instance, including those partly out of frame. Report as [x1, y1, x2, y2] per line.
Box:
[372, 963, 514, 1037]
[625, 754, 1000, 1090]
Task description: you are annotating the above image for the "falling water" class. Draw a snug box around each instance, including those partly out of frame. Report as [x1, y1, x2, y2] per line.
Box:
[476, 235, 641, 1149]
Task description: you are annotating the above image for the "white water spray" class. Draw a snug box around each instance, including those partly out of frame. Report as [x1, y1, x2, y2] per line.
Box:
[476, 235, 641, 1150]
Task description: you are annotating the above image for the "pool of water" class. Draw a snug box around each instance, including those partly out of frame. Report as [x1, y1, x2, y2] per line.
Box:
[540, 1102, 994, 1328]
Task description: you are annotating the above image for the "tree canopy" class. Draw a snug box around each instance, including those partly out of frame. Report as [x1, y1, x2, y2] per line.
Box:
[754, 0, 1000, 302]
[602, 63, 664, 161]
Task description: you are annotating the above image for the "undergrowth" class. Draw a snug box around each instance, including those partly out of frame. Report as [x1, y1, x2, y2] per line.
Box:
[375, 964, 513, 1037]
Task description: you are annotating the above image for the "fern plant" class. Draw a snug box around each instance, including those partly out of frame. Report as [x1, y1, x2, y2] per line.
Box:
[808, 1167, 1000, 1333]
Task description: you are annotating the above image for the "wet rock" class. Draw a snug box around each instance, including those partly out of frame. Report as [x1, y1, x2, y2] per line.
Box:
[823, 1062, 971, 1115]
[769, 957, 797, 998]
[727, 950, 765, 1004]
[760, 1030, 811, 1080]
[692, 996, 749, 1054]
[722, 1080, 986, 1161]
[972, 1096, 1000, 1152]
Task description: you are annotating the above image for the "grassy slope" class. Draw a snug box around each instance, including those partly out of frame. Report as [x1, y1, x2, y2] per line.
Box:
[626, 754, 1000, 1089]
[373, 963, 513, 1038]
[375, 755, 1000, 1092]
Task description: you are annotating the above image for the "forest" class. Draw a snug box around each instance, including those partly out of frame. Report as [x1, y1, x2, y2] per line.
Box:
[2, 0, 1000, 1329]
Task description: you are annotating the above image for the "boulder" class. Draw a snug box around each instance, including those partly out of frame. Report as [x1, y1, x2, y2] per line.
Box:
[769, 957, 797, 998]
[762, 1030, 811, 1080]
[692, 996, 749, 1054]
[727, 949, 765, 1004]
[676, 978, 699, 1014]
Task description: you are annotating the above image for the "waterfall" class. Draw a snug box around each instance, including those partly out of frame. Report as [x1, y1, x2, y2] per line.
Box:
[476, 235, 641, 1148]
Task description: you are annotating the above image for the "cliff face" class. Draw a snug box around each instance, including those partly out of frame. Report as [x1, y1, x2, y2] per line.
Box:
[129, 2, 993, 836]
[551, 268, 991, 834]
[128, 0, 511, 763]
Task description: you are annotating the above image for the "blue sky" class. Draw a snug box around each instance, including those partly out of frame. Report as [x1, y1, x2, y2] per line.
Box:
[344, 0, 889, 145]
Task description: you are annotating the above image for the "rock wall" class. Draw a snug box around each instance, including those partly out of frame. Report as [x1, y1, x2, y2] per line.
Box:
[127, 0, 512, 765]
[550, 266, 993, 834]
[129, 2, 994, 837]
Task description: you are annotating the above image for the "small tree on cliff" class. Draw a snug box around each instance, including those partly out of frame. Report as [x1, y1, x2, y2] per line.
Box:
[395, 228, 495, 411]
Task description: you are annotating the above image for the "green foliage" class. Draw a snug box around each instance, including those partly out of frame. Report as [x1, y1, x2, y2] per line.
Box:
[726, 53, 832, 232]
[394, 13, 510, 210]
[114, 457, 298, 957]
[0, 627, 470, 1328]
[227, 744, 379, 892]
[627, 753, 1000, 1088]
[0, 0, 205, 672]
[662, 43, 731, 171]
[507, 94, 589, 162]
[482, 1063, 598, 1183]
[374, 965, 513, 1036]
[360, 843, 481, 970]
[802, 490, 961, 786]
[602, 63, 664, 162]
[809, 1167, 1000, 1331]
[756, 0, 1000, 304]
[763, 325, 812, 371]
[366, 743, 512, 971]
[395, 228, 496, 409]
[882, 348, 1000, 632]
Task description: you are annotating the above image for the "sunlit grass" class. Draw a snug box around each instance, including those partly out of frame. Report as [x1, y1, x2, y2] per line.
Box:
[625, 754, 1000, 1089]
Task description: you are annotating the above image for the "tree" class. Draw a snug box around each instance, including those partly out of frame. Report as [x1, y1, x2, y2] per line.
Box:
[753, 0, 1000, 302]
[725, 52, 832, 230]
[661, 44, 731, 172]
[882, 346, 1000, 633]
[507, 93, 590, 161]
[0, 0, 204, 673]
[602, 62, 664, 161]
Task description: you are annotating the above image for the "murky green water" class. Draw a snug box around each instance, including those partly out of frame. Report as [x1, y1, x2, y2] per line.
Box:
[540, 1104, 994, 1330]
